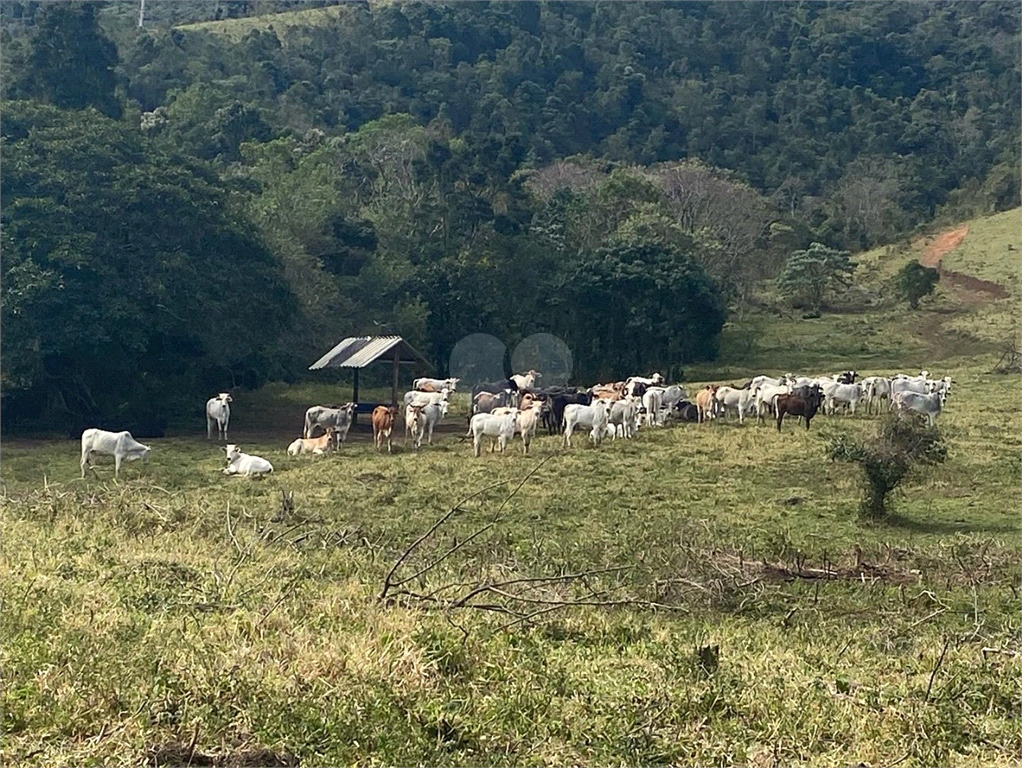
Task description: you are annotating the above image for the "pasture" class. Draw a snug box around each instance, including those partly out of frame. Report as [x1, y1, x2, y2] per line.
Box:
[2, 212, 1020, 767]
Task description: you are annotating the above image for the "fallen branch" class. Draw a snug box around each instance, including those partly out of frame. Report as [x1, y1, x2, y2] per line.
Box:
[924, 636, 951, 702]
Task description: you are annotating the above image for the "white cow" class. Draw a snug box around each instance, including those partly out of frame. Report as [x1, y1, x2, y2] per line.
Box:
[714, 386, 757, 424]
[415, 401, 448, 447]
[80, 429, 151, 479]
[756, 383, 791, 421]
[608, 398, 641, 439]
[562, 401, 611, 448]
[223, 444, 273, 477]
[510, 370, 542, 390]
[469, 409, 518, 457]
[413, 377, 460, 392]
[891, 376, 930, 401]
[658, 384, 688, 410]
[894, 391, 944, 427]
[823, 382, 864, 415]
[515, 401, 545, 454]
[205, 393, 232, 440]
[304, 403, 356, 443]
[404, 388, 451, 408]
[862, 376, 893, 414]
[640, 387, 665, 427]
[405, 403, 430, 450]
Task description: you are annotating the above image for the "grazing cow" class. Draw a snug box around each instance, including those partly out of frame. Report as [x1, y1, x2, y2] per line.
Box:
[404, 388, 451, 408]
[510, 370, 542, 390]
[80, 429, 151, 479]
[205, 393, 232, 440]
[823, 382, 864, 416]
[894, 391, 943, 427]
[714, 386, 757, 424]
[775, 386, 825, 431]
[469, 409, 518, 457]
[562, 401, 611, 448]
[304, 403, 357, 444]
[862, 376, 893, 415]
[371, 405, 398, 453]
[413, 377, 460, 392]
[673, 400, 700, 423]
[288, 426, 337, 456]
[694, 385, 720, 423]
[223, 444, 273, 477]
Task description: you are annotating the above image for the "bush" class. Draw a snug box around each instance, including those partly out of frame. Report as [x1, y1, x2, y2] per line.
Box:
[894, 261, 940, 309]
[828, 416, 947, 519]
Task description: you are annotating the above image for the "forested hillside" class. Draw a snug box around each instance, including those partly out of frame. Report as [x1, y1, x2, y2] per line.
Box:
[2, 1, 1019, 428]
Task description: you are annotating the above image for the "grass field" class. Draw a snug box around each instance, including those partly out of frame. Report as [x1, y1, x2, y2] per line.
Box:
[2, 213, 1020, 767]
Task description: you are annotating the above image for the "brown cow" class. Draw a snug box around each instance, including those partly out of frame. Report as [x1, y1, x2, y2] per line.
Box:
[694, 385, 719, 423]
[372, 405, 398, 453]
[776, 386, 824, 431]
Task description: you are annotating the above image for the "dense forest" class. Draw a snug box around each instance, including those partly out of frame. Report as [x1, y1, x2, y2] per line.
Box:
[2, 1, 1019, 429]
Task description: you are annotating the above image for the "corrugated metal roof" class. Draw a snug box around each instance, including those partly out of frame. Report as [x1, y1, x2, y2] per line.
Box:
[309, 336, 431, 370]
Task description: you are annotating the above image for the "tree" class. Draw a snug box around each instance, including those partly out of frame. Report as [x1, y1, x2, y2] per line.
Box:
[1, 101, 295, 425]
[829, 416, 947, 519]
[894, 261, 940, 309]
[6, 2, 122, 118]
[777, 242, 855, 315]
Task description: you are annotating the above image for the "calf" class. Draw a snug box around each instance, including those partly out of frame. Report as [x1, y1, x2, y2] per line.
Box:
[81, 429, 151, 479]
[372, 405, 399, 453]
[288, 426, 337, 456]
[223, 444, 273, 477]
[469, 409, 518, 457]
[608, 398, 641, 439]
[206, 393, 232, 440]
[775, 386, 824, 431]
[304, 403, 356, 444]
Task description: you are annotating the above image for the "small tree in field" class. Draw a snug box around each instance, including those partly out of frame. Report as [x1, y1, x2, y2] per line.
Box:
[895, 261, 940, 309]
[777, 242, 855, 315]
[828, 416, 947, 520]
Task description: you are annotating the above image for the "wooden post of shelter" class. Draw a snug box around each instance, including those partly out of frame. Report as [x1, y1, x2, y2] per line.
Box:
[392, 350, 400, 405]
[352, 368, 360, 425]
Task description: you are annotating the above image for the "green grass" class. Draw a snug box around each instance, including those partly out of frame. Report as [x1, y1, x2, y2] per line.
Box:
[2, 213, 1020, 766]
[175, 3, 376, 42]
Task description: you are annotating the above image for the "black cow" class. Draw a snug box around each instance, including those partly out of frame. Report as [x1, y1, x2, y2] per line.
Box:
[472, 379, 519, 398]
[775, 386, 824, 431]
[836, 370, 858, 385]
[673, 400, 700, 423]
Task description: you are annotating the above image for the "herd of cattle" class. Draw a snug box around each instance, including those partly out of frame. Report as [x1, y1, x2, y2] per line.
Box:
[75, 368, 954, 479]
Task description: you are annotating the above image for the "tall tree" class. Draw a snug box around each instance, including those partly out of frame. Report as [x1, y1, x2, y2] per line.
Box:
[6, 2, 122, 118]
[777, 242, 856, 315]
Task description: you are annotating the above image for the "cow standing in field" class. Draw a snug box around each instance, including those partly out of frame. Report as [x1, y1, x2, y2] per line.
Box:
[372, 405, 399, 453]
[206, 393, 232, 440]
[304, 403, 356, 445]
[775, 386, 824, 431]
[81, 429, 152, 479]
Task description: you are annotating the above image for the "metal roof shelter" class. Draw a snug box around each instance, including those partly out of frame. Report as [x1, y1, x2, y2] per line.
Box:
[309, 336, 432, 419]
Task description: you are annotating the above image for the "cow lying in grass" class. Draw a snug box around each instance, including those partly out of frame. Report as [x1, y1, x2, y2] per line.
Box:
[287, 426, 337, 456]
[223, 444, 273, 477]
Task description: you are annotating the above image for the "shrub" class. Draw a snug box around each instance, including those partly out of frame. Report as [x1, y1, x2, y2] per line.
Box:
[894, 261, 940, 309]
[828, 416, 947, 519]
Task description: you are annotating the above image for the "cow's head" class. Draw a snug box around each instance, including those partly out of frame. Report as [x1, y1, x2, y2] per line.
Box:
[218, 392, 233, 403]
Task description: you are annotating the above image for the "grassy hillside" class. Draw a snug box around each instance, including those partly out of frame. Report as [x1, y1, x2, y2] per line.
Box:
[2, 214, 1019, 766]
[175, 3, 364, 41]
